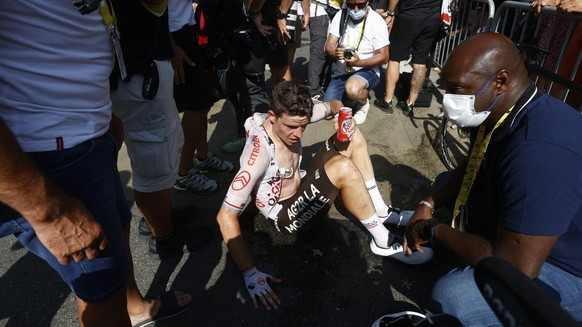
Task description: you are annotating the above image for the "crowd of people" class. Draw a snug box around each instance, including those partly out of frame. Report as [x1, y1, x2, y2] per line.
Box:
[0, 0, 581, 326]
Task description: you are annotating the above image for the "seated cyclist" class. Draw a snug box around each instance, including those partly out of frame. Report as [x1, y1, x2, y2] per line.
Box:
[216, 80, 433, 310]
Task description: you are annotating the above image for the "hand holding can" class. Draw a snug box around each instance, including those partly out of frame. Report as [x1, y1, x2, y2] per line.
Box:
[337, 107, 352, 142]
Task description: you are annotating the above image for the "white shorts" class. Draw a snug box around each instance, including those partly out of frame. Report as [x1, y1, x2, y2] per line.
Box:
[111, 60, 184, 193]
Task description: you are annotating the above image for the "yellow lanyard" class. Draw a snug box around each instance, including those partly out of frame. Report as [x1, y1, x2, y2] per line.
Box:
[451, 105, 515, 231]
[99, 0, 114, 26]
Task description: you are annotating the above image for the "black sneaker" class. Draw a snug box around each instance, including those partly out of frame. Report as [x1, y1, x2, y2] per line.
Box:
[397, 101, 414, 117]
[148, 226, 212, 260]
[310, 89, 325, 103]
[373, 98, 394, 114]
[137, 206, 198, 236]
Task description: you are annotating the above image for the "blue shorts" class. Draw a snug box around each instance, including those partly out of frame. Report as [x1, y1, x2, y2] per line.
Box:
[322, 67, 380, 102]
[0, 133, 131, 303]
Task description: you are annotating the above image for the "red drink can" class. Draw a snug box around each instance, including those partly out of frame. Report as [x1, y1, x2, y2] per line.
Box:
[337, 107, 352, 142]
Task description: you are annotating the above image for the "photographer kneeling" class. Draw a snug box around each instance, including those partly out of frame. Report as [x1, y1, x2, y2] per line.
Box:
[323, 0, 389, 124]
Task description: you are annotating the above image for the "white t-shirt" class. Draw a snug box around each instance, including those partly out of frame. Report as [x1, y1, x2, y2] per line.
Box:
[0, 0, 113, 152]
[169, 0, 196, 32]
[328, 8, 389, 77]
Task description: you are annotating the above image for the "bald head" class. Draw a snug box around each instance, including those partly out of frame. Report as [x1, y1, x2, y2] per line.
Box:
[443, 32, 528, 86]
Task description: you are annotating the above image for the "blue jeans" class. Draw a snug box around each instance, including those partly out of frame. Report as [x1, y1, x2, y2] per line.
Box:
[0, 133, 131, 303]
[322, 67, 380, 102]
[432, 262, 582, 325]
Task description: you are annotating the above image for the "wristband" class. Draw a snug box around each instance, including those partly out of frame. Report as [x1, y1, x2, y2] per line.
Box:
[418, 200, 434, 213]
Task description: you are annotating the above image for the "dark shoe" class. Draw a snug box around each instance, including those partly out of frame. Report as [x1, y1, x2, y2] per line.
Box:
[132, 291, 192, 327]
[138, 218, 152, 236]
[310, 89, 325, 103]
[149, 226, 212, 260]
[148, 233, 185, 260]
[138, 206, 198, 236]
[373, 98, 394, 114]
[397, 101, 414, 117]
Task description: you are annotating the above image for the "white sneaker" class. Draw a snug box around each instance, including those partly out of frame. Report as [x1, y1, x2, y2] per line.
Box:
[353, 99, 370, 124]
[379, 206, 413, 227]
[370, 240, 433, 265]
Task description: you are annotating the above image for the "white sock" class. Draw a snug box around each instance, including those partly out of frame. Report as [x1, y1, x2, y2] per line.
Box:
[365, 179, 389, 218]
[360, 214, 393, 248]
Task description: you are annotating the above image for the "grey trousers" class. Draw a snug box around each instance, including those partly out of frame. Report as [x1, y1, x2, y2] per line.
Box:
[307, 14, 330, 94]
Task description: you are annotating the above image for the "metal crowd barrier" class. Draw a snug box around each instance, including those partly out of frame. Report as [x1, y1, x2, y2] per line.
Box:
[489, 1, 582, 111]
[432, 0, 496, 71]
[432, 0, 581, 110]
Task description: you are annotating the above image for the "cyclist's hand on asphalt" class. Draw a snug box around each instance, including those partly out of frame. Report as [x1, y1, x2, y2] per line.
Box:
[243, 266, 282, 310]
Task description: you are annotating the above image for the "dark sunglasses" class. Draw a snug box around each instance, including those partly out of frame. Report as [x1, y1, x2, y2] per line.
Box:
[346, 1, 368, 9]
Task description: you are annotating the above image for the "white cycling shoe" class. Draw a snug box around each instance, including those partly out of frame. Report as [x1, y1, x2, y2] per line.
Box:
[380, 206, 414, 227]
[370, 240, 434, 265]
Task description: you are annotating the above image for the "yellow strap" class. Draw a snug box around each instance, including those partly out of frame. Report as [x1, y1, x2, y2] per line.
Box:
[139, 0, 168, 17]
[99, 0, 115, 27]
[451, 105, 515, 230]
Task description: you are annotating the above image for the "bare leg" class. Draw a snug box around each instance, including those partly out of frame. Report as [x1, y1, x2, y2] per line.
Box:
[179, 110, 208, 175]
[345, 76, 369, 106]
[76, 284, 130, 327]
[335, 128, 374, 181]
[335, 130, 389, 216]
[384, 60, 401, 102]
[122, 225, 191, 326]
[408, 63, 427, 105]
[323, 155, 376, 221]
[134, 189, 173, 238]
[270, 66, 290, 85]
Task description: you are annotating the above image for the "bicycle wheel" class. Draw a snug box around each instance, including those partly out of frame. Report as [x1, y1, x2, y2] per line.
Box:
[433, 116, 469, 170]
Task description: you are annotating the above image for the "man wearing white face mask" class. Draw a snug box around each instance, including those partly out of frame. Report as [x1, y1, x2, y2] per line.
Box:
[323, 0, 389, 124]
[402, 32, 582, 326]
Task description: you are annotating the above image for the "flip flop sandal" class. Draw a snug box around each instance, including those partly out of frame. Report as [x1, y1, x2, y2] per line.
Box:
[132, 291, 192, 327]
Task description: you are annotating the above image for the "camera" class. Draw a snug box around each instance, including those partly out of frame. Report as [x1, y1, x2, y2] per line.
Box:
[344, 47, 355, 60]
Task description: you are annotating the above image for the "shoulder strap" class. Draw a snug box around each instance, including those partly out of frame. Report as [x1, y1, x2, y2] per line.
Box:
[338, 8, 348, 40]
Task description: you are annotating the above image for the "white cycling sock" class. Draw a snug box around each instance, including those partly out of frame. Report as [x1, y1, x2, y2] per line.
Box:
[360, 214, 393, 248]
[365, 179, 389, 217]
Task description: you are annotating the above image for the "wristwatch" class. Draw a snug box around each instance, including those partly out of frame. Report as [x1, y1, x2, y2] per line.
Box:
[276, 9, 288, 19]
[421, 219, 442, 242]
[382, 11, 395, 18]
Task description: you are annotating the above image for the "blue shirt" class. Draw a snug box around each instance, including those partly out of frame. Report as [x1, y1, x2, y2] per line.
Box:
[481, 88, 582, 277]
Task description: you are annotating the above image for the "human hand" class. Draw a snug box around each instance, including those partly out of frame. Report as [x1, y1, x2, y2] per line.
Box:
[402, 204, 434, 255]
[302, 14, 310, 31]
[384, 15, 394, 29]
[558, 0, 582, 13]
[531, 0, 560, 13]
[276, 18, 291, 45]
[32, 196, 108, 265]
[253, 14, 273, 37]
[333, 113, 356, 138]
[243, 266, 282, 310]
[403, 218, 432, 256]
[344, 51, 360, 67]
[170, 45, 195, 85]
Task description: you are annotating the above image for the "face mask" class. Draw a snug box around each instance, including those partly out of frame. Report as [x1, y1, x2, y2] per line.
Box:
[442, 75, 500, 128]
[348, 8, 366, 21]
[442, 94, 491, 128]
